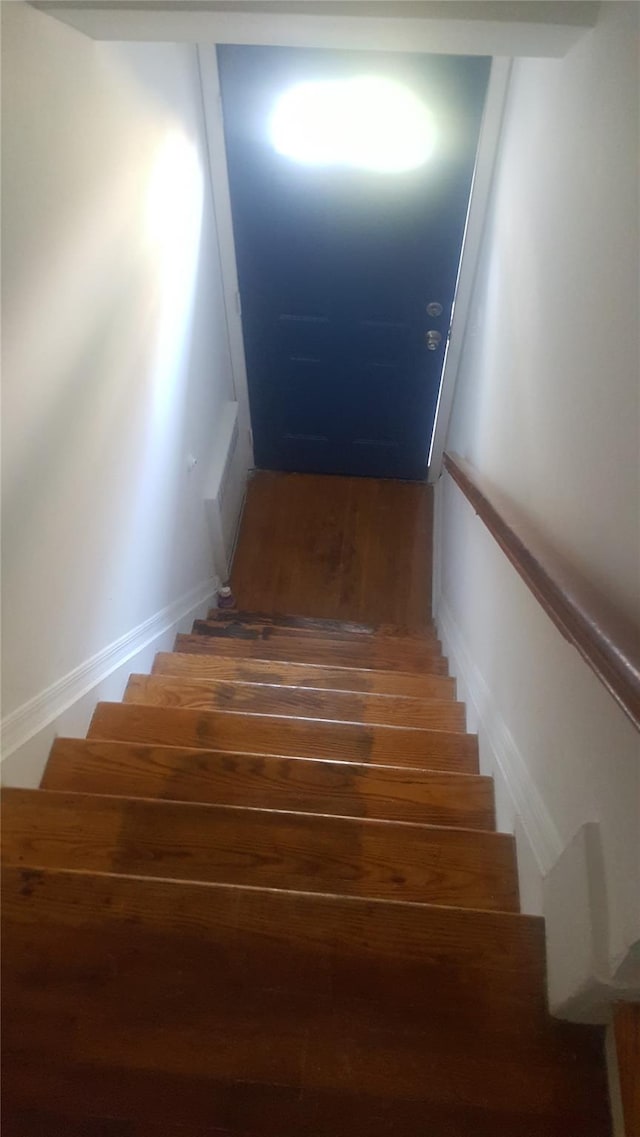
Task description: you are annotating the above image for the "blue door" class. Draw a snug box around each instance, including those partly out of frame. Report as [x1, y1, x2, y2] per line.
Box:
[218, 46, 490, 480]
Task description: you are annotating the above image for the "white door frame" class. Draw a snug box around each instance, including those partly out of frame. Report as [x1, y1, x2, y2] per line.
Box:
[427, 56, 510, 480]
[197, 47, 255, 460]
[35, 6, 594, 58]
[198, 42, 510, 481]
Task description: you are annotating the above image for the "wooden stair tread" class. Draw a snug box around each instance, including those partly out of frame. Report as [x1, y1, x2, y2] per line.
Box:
[2, 1072, 608, 1137]
[43, 738, 496, 829]
[154, 650, 455, 700]
[123, 673, 467, 732]
[175, 633, 450, 674]
[1, 1101, 607, 1137]
[88, 702, 479, 773]
[2, 1108, 228, 1137]
[2, 787, 518, 910]
[207, 610, 385, 634]
[194, 618, 440, 650]
[2, 865, 610, 1135]
[204, 609, 437, 640]
[1, 863, 550, 1013]
[192, 617, 441, 655]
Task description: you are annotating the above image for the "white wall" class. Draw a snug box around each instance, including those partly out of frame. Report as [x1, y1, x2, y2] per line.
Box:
[434, 0, 640, 1018]
[1, 2, 241, 783]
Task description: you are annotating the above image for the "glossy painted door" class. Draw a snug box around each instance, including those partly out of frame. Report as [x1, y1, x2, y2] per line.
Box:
[218, 45, 490, 479]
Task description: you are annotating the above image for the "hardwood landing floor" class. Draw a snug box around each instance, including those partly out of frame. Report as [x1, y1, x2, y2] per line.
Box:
[231, 472, 432, 629]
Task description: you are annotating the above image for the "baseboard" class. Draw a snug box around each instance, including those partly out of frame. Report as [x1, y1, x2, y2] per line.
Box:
[436, 591, 640, 1020]
[0, 577, 218, 787]
[204, 400, 250, 580]
[437, 595, 563, 875]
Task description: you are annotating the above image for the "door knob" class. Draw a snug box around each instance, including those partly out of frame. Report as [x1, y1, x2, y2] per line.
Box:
[425, 329, 442, 351]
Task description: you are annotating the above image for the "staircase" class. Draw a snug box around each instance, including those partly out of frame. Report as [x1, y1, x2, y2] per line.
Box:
[2, 610, 611, 1136]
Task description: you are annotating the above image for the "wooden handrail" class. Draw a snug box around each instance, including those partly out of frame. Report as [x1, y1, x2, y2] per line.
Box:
[443, 452, 640, 731]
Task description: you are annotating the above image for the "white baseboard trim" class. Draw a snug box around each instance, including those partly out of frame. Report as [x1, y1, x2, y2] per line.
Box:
[1, 577, 218, 762]
[437, 594, 564, 875]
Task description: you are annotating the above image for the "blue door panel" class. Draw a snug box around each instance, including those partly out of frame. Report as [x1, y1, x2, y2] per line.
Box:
[218, 46, 490, 480]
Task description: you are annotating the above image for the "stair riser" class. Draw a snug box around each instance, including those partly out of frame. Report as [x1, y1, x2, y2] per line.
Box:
[88, 703, 479, 774]
[204, 609, 437, 639]
[43, 740, 496, 830]
[175, 634, 449, 676]
[196, 618, 439, 648]
[191, 624, 443, 671]
[124, 675, 467, 733]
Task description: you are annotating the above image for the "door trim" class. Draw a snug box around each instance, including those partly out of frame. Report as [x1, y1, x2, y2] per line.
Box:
[35, 5, 597, 59]
[427, 57, 511, 482]
[199, 46, 510, 481]
[197, 47, 254, 464]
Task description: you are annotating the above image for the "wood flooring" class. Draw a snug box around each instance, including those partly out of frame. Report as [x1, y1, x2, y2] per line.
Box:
[231, 471, 432, 629]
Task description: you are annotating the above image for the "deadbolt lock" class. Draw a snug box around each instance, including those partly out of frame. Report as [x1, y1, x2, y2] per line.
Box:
[426, 301, 443, 318]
